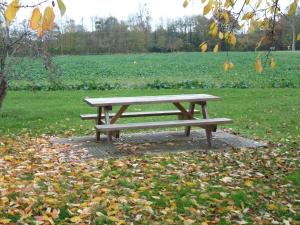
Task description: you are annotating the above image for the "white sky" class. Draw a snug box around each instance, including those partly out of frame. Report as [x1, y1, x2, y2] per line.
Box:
[16, 0, 291, 30]
[16, 0, 205, 29]
[62, 0, 205, 28]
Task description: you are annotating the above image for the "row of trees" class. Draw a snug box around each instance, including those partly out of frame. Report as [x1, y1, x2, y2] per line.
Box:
[11, 6, 300, 56]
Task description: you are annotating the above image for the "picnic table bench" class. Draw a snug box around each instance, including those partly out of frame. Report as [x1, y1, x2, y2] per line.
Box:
[81, 94, 233, 148]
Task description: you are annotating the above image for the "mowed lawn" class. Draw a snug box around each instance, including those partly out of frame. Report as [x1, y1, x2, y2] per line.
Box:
[1, 88, 299, 145]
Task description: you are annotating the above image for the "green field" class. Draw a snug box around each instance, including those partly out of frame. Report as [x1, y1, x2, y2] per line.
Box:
[8, 51, 300, 90]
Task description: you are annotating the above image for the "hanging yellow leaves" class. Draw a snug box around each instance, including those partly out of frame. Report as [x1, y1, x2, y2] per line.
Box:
[297, 34, 300, 41]
[199, 42, 208, 52]
[219, 32, 224, 40]
[4, 0, 19, 23]
[227, 33, 237, 46]
[43, 6, 55, 30]
[5, 0, 66, 37]
[183, 0, 189, 8]
[210, 22, 218, 37]
[288, 0, 299, 16]
[30, 8, 42, 30]
[203, 0, 213, 15]
[36, 6, 55, 36]
[213, 44, 219, 53]
[255, 57, 263, 73]
[57, 0, 66, 16]
[224, 0, 234, 8]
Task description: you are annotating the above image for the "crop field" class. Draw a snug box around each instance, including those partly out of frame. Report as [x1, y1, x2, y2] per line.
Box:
[8, 51, 300, 90]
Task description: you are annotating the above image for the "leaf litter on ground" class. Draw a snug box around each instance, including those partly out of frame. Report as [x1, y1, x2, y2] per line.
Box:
[0, 136, 299, 224]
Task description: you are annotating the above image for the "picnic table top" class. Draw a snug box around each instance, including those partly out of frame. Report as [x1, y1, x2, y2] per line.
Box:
[84, 94, 220, 107]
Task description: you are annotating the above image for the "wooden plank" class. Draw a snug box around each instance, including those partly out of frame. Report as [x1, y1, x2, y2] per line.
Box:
[104, 107, 112, 142]
[80, 110, 201, 120]
[200, 102, 209, 119]
[200, 101, 212, 148]
[173, 102, 193, 119]
[96, 107, 102, 142]
[185, 103, 196, 136]
[110, 105, 129, 139]
[110, 105, 129, 124]
[205, 127, 213, 148]
[84, 94, 220, 107]
[95, 118, 233, 131]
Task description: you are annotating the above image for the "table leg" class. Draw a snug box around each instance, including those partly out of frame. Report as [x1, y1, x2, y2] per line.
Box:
[200, 101, 212, 148]
[110, 105, 129, 139]
[185, 103, 195, 136]
[104, 106, 112, 142]
[96, 107, 102, 142]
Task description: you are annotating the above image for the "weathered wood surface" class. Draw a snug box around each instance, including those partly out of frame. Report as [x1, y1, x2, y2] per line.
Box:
[80, 110, 201, 120]
[96, 107, 102, 142]
[95, 118, 232, 131]
[185, 103, 196, 136]
[84, 94, 220, 107]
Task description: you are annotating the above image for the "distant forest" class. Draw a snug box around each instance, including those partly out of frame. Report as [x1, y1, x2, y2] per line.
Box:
[11, 6, 300, 55]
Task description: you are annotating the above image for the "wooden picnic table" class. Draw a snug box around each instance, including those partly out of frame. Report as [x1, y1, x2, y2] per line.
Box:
[82, 94, 232, 148]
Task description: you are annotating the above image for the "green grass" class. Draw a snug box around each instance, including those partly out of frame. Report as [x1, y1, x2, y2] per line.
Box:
[1, 89, 300, 146]
[8, 51, 300, 90]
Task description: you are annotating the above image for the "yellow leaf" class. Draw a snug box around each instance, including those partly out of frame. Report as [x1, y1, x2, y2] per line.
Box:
[184, 219, 195, 225]
[227, 33, 236, 46]
[199, 42, 208, 52]
[255, 57, 263, 73]
[288, 0, 298, 16]
[183, 0, 189, 8]
[245, 0, 250, 5]
[30, 8, 41, 30]
[210, 22, 218, 37]
[224, 0, 234, 8]
[270, 58, 276, 71]
[255, 0, 262, 8]
[219, 32, 224, 40]
[57, 0, 66, 16]
[70, 216, 81, 223]
[43, 6, 55, 31]
[268, 204, 278, 210]
[222, 11, 230, 24]
[0, 218, 11, 224]
[228, 62, 234, 69]
[224, 62, 229, 72]
[4, 155, 14, 161]
[109, 216, 126, 224]
[203, 0, 213, 15]
[4, 0, 19, 23]
[213, 44, 219, 53]
[245, 180, 253, 187]
[297, 34, 300, 41]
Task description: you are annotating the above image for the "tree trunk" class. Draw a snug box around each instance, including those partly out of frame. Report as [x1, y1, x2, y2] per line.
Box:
[292, 25, 296, 51]
[0, 76, 8, 111]
[291, 18, 296, 51]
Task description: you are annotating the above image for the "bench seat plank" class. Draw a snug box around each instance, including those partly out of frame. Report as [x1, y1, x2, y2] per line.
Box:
[81, 110, 200, 120]
[95, 118, 232, 131]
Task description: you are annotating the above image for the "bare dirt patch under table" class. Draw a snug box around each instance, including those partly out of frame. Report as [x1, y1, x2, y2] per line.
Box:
[51, 131, 266, 159]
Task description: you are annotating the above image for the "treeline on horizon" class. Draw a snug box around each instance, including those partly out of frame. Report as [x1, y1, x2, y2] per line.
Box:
[14, 7, 300, 55]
